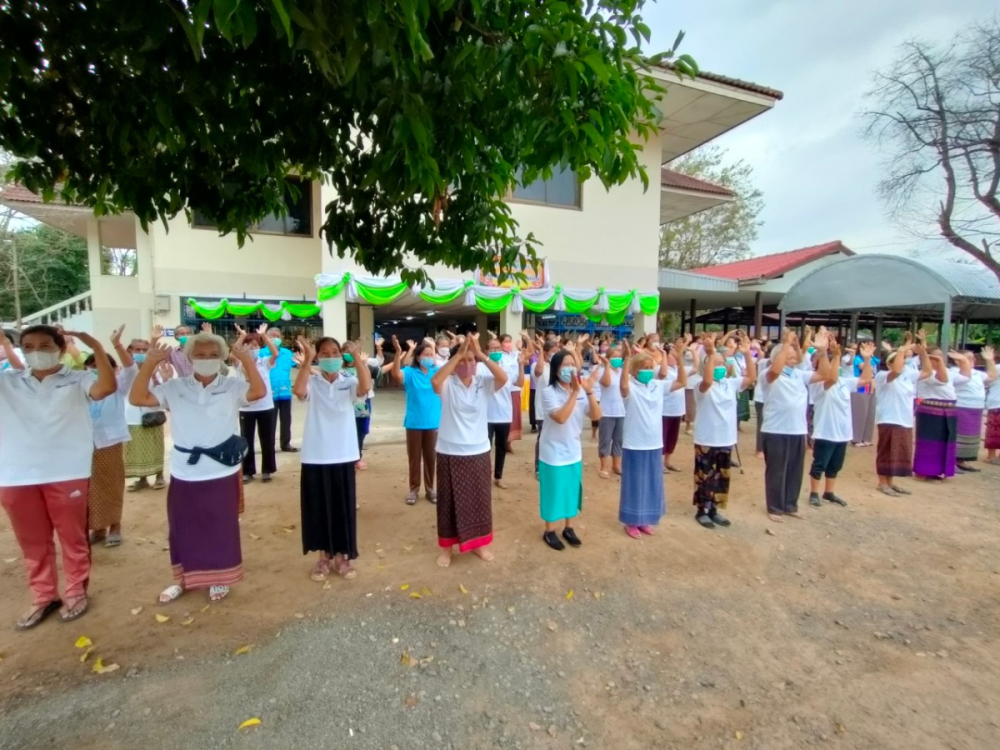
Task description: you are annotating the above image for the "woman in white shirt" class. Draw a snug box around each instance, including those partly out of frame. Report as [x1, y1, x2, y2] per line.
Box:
[539, 350, 601, 550]
[807, 340, 873, 508]
[234, 328, 278, 483]
[753, 345, 772, 458]
[692, 336, 756, 529]
[85, 325, 140, 548]
[0, 326, 116, 629]
[342, 340, 384, 471]
[487, 338, 526, 489]
[761, 330, 826, 521]
[431, 333, 508, 567]
[873, 343, 921, 495]
[533, 340, 560, 475]
[498, 334, 525, 454]
[131, 332, 265, 604]
[293, 336, 371, 582]
[124, 337, 172, 492]
[913, 345, 961, 480]
[618, 345, 669, 538]
[597, 343, 626, 478]
[981, 346, 1000, 464]
[950, 349, 989, 472]
[661, 339, 694, 473]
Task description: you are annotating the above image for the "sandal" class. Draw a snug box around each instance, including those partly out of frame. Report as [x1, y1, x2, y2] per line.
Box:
[128, 478, 149, 493]
[405, 491, 418, 506]
[152, 477, 166, 490]
[105, 532, 123, 548]
[332, 556, 357, 580]
[60, 596, 89, 622]
[665, 465, 682, 473]
[310, 559, 330, 582]
[209, 585, 230, 602]
[159, 584, 184, 604]
[89, 531, 107, 545]
[890, 485, 912, 496]
[426, 489, 437, 504]
[638, 525, 656, 536]
[877, 485, 900, 496]
[624, 525, 641, 539]
[15, 600, 62, 631]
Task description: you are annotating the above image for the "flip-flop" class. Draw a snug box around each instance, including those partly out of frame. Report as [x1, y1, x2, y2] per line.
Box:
[665, 465, 682, 473]
[638, 525, 656, 536]
[15, 600, 62, 631]
[158, 584, 183, 604]
[105, 533, 123, 548]
[152, 478, 166, 490]
[405, 491, 418, 506]
[877, 485, 900, 497]
[59, 597, 89, 623]
[209, 585, 230, 602]
[890, 485, 912, 495]
[89, 531, 107, 545]
[624, 525, 641, 539]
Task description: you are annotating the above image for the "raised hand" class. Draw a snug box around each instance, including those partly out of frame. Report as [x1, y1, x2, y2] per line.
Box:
[467, 332, 481, 353]
[406, 339, 417, 351]
[582, 367, 599, 395]
[564, 340, 577, 354]
[947, 350, 964, 361]
[151, 324, 164, 343]
[356, 349, 370, 365]
[63, 330, 98, 348]
[234, 324, 246, 337]
[577, 333, 590, 348]
[201, 322, 213, 334]
[110, 324, 126, 348]
[231, 338, 252, 362]
[145, 342, 172, 366]
[983, 345, 995, 362]
[813, 331, 830, 350]
[256, 323, 268, 336]
[859, 341, 875, 358]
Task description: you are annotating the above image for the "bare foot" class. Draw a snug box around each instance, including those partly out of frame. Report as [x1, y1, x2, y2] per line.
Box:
[767, 513, 784, 522]
[493, 479, 507, 489]
[472, 546, 495, 562]
[436, 550, 452, 568]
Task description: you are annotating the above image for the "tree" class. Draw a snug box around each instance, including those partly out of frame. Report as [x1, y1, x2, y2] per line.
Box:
[862, 18, 1000, 282]
[658, 145, 764, 269]
[0, 223, 89, 322]
[0, 0, 698, 286]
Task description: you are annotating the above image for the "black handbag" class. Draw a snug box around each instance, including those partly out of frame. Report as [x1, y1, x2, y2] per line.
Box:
[174, 435, 249, 467]
[141, 411, 167, 428]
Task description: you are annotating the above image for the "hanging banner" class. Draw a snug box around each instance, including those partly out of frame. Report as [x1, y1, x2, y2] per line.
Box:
[476, 257, 549, 289]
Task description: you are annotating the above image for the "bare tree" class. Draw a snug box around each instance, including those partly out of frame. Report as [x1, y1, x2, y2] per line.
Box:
[862, 17, 1000, 281]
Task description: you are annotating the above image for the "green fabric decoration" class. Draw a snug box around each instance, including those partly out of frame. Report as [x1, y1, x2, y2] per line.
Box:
[475, 290, 515, 314]
[355, 281, 409, 306]
[187, 298, 322, 320]
[639, 293, 659, 316]
[520, 289, 560, 313]
[187, 298, 228, 320]
[317, 274, 350, 301]
[420, 280, 474, 305]
[283, 302, 321, 318]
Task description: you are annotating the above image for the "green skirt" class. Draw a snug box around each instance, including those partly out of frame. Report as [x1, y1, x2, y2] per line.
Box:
[538, 461, 583, 523]
[737, 389, 751, 422]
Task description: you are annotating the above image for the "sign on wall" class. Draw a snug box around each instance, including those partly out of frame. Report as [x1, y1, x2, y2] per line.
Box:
[476, 257, 549, 289]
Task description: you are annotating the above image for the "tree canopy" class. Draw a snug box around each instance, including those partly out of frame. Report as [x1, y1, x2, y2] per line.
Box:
[0, 0, 697, 285]
[658, 145, 764, 270]
[0, 223, 89, 322]
[862, 17, 1000, 281]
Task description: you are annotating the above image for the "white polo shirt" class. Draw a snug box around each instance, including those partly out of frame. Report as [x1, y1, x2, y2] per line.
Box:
[501, 351, 522, 393]
[754, 359, 771, 403]
[952, 368, 986, 409]
[300, 372, 361, 465]
[599, 367, 625, 418]
[151, 375, 250, 481]
[0, 367, 98, 486]
[239, 357, 275, 412]
[874, 369, 919, 427]
[916, 370, 958, 401]
[534, 364, 550, 421]
[693, 377, 743, 448]
[487, 375, 513, 423]
[125, 368, 169, 426]
[437, 364, 495, 456]
[987, 379, 1000, 410]
[623, 377, 666, 450]
[809, 377, 859, 443]
[90, 365, 138, 449]
[539, 384, 590, 465]
[761, 368, 813, 435]
[662, 366, 686, 417]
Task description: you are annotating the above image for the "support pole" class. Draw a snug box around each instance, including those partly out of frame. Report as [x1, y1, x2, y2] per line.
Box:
[778, 309, 787, 333]
[873, 314, 883, 351]
[680, 311, 686, 336]
[849, 312, 859, 343]
[689, 298, 696, 336]
[753, 292, 763, 340]
[722, 308, 730, 334]
[961, 318, 969, 348]
[940, 298, 952, 352]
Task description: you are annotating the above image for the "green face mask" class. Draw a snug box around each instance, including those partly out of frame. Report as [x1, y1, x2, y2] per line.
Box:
[272, 338, 282, 347]
[177, 336, 188, 345]
[636, 370, 654, 385]
[609, 357, 623, 368]
[343, 353, 354, 364]
[488, 351, 503, 362]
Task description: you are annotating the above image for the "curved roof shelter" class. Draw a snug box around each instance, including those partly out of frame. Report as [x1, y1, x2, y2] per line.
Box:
[779, 254, 1000, 349]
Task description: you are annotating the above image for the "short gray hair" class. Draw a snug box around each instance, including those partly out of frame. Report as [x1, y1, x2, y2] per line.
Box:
[183, 332, 229, 360]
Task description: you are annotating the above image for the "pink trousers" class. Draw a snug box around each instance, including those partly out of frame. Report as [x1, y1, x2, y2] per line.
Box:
[0, 479, 91, 606]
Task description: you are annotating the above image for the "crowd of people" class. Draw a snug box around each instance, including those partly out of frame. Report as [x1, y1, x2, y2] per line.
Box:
[0, 320, 997, 632]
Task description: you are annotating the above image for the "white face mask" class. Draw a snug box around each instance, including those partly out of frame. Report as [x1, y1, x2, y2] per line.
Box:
[192, 359, 222, 377]
[25, 350, 61, 371]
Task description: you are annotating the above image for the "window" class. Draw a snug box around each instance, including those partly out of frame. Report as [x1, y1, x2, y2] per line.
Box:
[193, 178, 313, 236]
[510, 167, 581, 208]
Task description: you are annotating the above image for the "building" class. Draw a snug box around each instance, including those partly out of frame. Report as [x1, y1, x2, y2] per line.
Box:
[1, 65, 783, 344]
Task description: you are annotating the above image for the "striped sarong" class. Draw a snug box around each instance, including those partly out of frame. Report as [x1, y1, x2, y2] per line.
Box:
[955, 406, 983, 462]
[913, 399, 957, 478]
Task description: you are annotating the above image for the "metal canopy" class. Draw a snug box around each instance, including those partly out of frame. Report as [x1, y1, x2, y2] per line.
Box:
[779, 254, 1000, 319]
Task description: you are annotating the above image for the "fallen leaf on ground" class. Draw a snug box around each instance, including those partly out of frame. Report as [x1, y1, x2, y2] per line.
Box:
[408, 592, 422, 599]
[79, 648, 93, 663]
[566, 590, 575, 600]
[92, 658, 120, 674]
[200, 604, 211, 613]
[248, 533, 260, 540]
[400, 650, 415, 667]
[400, 584, 410, 591]
[421, 587, 432, 596]
[765, 528, 776, 536]
[459, 583, 469, 595]
[0, 654, 4, 662]
[74, 636, 93, 649]
[376, 565, 386, 570]
[403, 546, 413, 551]
[322, 580, 332, 590]
[507, 606, 516, 613]
[238, 718, 261, 730]
[234, 644, 253, 655]
[180, 617, 194, 626]
[155, 614, 170, 624]
[282, 524, 296, 533]
[735, 730, 744, 740]
[130, 606, 143, 616]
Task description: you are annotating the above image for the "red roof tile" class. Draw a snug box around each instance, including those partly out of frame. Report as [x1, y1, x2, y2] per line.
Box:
[690, 242, 853, 281]
[0, 184, 45, 203]
[657, 62, 785, 101]
[660, 167, 734, 197]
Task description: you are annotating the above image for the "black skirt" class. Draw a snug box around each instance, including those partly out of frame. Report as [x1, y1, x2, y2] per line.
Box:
[300, 462, 358, 559]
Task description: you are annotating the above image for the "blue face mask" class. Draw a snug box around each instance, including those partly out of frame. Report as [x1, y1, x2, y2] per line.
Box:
[272, 338, 282, 347]
[133, 353, 147, 364]
[636, 370, 655, 385]
[558, 366, 576, 384]
[782, 365, 796, 378]
[318, 357, 343, 373]
[713, 366, 727, 382]
[419, 357, 435, 370]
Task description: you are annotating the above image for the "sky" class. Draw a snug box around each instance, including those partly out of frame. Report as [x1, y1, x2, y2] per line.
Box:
[644, 0, 997, 259]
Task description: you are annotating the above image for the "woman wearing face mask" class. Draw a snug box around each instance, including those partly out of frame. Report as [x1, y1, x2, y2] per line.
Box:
[0, 326, 117, 629]
[538, 350, 601, 550]
[85, 325, 140, 548]
[431, 333, 508, 567]
[294, 336, 371, 581]
[434, 334, 454, 368]
[662, 338, 695, 473]
[533, 340, 560, 476]
[597, 344, 626, 479]
[342, 340, 384, 471]
[873, 341, 920, 494]
[130, 332, 265, 604]
[498, 334, 525, 455]
[693, 336, 757, 528]
[487, 337, 527, 489]
[392, 336, 442, 505]
[618, 344, 670, 538]
[761, 330, 827, 522]
[124, 337, 171, 492]
[234, 326, 279, 484]
[912, 344, 962, 480]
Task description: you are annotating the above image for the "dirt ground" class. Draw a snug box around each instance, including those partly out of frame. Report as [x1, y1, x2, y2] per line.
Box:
[1, 419, 999, 749]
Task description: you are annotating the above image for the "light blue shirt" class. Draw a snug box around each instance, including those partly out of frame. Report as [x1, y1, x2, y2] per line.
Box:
[402, 366, 442, 430]
[269, 347, 295, 401]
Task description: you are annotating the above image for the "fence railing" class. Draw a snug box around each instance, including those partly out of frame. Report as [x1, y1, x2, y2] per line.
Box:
[19, 291, 93, 326]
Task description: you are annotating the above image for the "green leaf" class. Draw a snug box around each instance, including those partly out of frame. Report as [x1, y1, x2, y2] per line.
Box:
[270, 0, 293, 42]
[582, 52, 609, 84]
